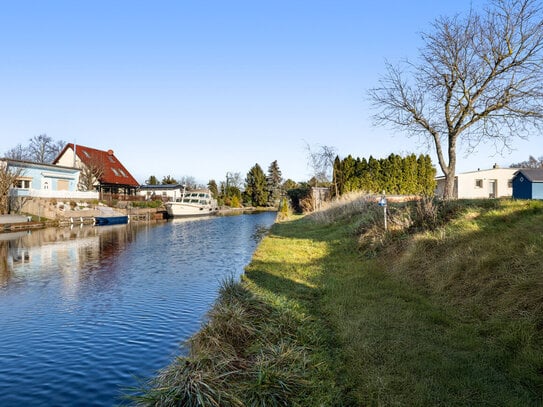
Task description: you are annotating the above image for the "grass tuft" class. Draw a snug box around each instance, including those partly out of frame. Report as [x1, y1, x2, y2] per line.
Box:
[243, 341, 312, 406]
[134, 276, 322, 406]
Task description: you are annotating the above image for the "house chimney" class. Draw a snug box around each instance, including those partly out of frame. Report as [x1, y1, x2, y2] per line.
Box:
[493, 163, 499, 169]
[107, 150, 114, 156]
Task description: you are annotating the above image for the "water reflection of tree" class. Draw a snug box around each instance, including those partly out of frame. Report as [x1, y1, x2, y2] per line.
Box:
[0, 233, 31, 285]
[0, 241, 11, 285]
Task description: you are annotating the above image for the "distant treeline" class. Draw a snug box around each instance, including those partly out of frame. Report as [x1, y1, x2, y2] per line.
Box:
[333, 153, 436, 196]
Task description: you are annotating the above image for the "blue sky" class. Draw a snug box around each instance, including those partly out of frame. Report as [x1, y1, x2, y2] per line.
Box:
[0, 0, 538, 185]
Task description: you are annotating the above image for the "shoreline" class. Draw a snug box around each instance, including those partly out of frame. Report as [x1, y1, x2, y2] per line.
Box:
[217, 206, 277, 216]
[0, 207, 278, 233]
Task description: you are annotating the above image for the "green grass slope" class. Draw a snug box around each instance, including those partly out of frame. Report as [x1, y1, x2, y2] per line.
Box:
[137, 198, 542, 406]
[245, 198, 543, 405]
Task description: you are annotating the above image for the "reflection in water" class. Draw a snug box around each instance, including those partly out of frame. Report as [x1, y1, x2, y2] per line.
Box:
[0, 231, 32, 285]
[0, 225, 135, 289]
[0, 212, 276, 407]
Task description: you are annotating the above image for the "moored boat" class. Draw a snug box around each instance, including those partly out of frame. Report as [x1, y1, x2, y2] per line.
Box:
[94, 215, 129, 226]
[165, 188, 218, 217]
[94, 206, 129, 226]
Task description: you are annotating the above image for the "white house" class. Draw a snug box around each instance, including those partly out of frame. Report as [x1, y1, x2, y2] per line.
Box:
[435, 166, 517, 199]
[138, 184, 185, 201]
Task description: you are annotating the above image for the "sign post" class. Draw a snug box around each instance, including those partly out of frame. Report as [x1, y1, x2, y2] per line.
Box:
[378, 191, 387, 231]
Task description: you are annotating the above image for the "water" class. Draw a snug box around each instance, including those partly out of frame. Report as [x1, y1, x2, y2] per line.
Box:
[0, 212, 276, 406]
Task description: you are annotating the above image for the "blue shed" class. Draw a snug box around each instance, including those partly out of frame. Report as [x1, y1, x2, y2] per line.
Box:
[512, 169, 543, 199]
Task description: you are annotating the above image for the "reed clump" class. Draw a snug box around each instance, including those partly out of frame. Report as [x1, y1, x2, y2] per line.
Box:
[135, 276, 315, 406]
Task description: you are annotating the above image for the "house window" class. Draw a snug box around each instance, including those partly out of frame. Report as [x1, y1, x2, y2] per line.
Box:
[119, 169, 127, 177]
[83, 150, 91, 158]
[475, 179, 483, 188]
[108, 156, 116, 163]
[15, 179, 31, 189]
[57, 179, 69, 191]
[508, 179, 513, 188]
[111, 168, 120, 176]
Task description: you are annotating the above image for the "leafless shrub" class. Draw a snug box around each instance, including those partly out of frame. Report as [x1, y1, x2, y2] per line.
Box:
[413, 197, 439, 230]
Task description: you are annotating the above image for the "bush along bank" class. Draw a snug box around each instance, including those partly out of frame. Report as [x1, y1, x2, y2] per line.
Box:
[136, 196, 543, 406]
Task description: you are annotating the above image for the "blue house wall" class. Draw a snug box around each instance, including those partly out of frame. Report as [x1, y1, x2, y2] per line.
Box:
[20, 166, 76, 191]
[6, 160, 79, 196]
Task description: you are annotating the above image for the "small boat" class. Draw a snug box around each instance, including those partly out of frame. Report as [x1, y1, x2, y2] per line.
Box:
[165, 187, 219, 217]
[94, 215, 129, 226]
[93, 206, 129, 226]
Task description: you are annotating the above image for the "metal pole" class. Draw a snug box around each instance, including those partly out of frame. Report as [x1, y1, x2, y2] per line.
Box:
[383, 203, 387, 231]
[381, 190, 387, 231]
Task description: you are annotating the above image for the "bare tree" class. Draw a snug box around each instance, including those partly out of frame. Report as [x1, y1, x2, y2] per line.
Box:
[78, 157, 105, 191]
[510, 155, 543, 168]
[4, 144, 28, 161]
[28, 134, 66, 163]
[225, 172, 243, 189]
[305, 142, 337, 187]
[0, 161, 22, 214]
[178, 175, 197, 189]
[369, 0, 543, 198]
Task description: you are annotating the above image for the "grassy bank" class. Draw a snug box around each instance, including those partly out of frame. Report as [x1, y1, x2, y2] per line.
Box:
[137, 197, 543, 405]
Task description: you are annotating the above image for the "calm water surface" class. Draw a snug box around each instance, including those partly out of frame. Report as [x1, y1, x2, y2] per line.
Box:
[0, 212, 276, 406]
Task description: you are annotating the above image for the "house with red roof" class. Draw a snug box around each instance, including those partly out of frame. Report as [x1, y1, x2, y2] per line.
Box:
[53, 143, 140, 200]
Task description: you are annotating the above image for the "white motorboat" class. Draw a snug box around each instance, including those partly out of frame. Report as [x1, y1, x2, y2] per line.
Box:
[165, 188, 219, 217]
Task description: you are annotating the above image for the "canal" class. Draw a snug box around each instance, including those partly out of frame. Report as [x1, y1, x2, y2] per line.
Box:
[0, 212, 276, 406]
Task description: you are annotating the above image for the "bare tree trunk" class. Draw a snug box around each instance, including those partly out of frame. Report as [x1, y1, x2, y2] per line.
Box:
[442, 133, 457, 199]
[443, 173, 456, 199]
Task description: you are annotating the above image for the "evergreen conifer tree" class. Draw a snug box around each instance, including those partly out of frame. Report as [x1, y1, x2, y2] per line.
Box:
[266, 160, 283, 206]
[245, 164, 268, 207]
[332, 156, 343, 196]
[207, 179, 218, 199]
[417, 154, 437, 196]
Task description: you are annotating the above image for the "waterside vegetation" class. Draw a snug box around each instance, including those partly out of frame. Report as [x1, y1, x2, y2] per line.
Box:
[137, 195, 543, 405]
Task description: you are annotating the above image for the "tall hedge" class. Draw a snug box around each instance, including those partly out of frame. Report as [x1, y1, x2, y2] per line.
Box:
[332, 153, 436, 196]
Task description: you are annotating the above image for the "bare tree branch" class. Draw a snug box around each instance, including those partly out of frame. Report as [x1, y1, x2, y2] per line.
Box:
[304, 141, 337, 185]
[0, 161, 23, 214]
[78, 157, 105, 191]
